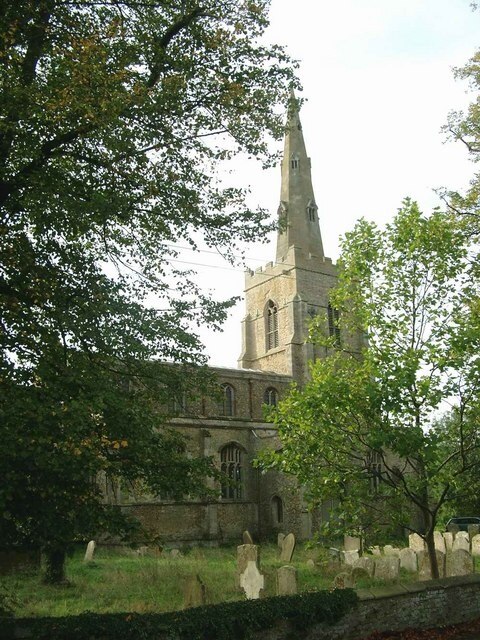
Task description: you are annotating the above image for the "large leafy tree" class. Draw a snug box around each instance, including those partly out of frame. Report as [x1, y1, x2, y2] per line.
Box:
[0, 0, 296, 582]
[260, 200, 480, 579]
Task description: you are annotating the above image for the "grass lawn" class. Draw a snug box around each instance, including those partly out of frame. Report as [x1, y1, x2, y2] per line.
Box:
[0, 543, 425, 618]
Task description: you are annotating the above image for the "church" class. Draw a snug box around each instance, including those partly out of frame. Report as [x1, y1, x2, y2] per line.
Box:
[120, 101, 354, 544]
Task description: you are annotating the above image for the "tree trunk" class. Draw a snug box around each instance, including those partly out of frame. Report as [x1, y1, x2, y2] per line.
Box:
[425, 529, 439, 580]
[43, 548, 68, 584]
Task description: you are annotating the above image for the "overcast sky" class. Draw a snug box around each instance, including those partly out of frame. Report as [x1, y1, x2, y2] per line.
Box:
[184, 0, 480, 367]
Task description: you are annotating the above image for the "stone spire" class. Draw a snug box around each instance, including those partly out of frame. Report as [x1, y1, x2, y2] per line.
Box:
[275, 94, 324, 263]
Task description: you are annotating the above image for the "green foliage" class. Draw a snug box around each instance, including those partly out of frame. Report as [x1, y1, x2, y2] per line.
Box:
[260, 200, 480, 571]
[0, 0, 297, 578]
[12, 589, 358, 640]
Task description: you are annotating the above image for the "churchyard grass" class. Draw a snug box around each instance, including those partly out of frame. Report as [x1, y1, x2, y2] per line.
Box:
[0, 543, 446, 618]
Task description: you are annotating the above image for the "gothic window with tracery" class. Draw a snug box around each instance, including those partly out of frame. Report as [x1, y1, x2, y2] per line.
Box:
[327, 302, 341, 346]
[266, 300, 279, 351]
[220, 444, 243, 500]
[367, 451, 383, 493]
[219, 383, 235, 417]
[264, 387, 279, 407]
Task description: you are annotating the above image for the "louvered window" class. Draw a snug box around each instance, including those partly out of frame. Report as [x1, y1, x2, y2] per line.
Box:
[266, 300, 279, 350]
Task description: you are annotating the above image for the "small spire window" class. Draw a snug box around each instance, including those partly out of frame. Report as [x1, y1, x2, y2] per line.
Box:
[290, 156, 299, 170]
[307, 200, 317, 222]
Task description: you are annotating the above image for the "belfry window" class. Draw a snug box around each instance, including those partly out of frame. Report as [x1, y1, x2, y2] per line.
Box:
[264, 387, 279, 407]
[219, 383, 235, 417]
[266, 300, 279, 351]
[307, 200, 316, 222]
[291, 157, 299, 169]
[220, 444, 243, 500]
[327, 302, 341, 346]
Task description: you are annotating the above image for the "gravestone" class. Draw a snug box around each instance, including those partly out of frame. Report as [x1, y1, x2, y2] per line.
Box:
[374, 556, 400, 581]
[409, 533, 425, 552]
[468, 524, 480, 541]
[434, 531, 446, 554]
[370, 546, 382, 556]
[332, 572, 355, 589]
[276, 565, 297, 595]
[383, 545, 400, 557]
[242, 530, 254, 545]
[136, 546, 149, 557]
[240, 560, 264, 599]
[344, 535, 361, 552]
[183, 575, 206, 608]
[342, 550, 359, 565]
[306, 559, 315, 569]
[351, 566, 369, 582]
[447, 523, 460, 537]
[277, 533, 285, 549]
[236, 544, 259, 587]
[328, 547, 341, 560]
[446, 549, 474, 577]
[399, 548, 417, 573]
[471, 534, 480, 557]
[417, 550, 445, 581]
[453, 533, 470, 553]
[84, 540, 96, 562]
[170, 549, 183, 559]
[353, 556, 374, 577]
[280, 533, 295, 562]
[443, 532, 454, 551]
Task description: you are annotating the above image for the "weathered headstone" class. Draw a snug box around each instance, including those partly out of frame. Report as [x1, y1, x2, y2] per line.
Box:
[170, 548, 183, 559]
[236, 544, 259, 587]
[306, 559, 315, 569]
[84, 540, 96, 562]
[342, 550, 359, 566]
[183, 575, 206, 608]
[434, 531, 446, 554]
[446, 549, 474, 577]
[351, 566, 369, 582]
[344, 535, 361, 552]
[280, 533, 296, 562]
[353, 556, 375, 577]
[471, 534, 480, 557]
[383, 545, 401, 557]
[328, 547, 341, 561]
[399, 548, 417, 573]
[374, 556, 400, 581]
[447, 523, 460, 537]
[276, 565, 297, 595]
[277, 533, 285, 549]
[242, 530, 254, 545]
[240, 560, 264, 599]
[136, 546, 149, 557]
[332, 572, 355, 589]
[370, 546, 382, 556]
[409, 533, 426, 552]
[452, 533, 470, 553]
[443, 532, 454, 551]
[417, 550, 445, 581]
[468, 524, 480, 541]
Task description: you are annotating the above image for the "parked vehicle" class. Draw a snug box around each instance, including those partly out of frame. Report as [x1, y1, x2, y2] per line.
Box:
[445, 517, 480, 531]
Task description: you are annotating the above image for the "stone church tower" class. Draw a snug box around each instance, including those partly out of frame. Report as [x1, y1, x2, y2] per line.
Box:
[239, 99, 338, 384]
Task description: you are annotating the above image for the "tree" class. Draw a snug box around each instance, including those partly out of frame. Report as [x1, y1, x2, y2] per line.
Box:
[260, 200, 480, 579]
[0, 0, 297, 582]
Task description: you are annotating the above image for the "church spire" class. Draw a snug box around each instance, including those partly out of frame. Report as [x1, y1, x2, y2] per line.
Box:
[275, 93, 324, 263]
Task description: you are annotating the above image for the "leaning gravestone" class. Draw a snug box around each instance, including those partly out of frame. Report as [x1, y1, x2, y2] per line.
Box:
[468, 524, 480, 541]
[434, 531, 446, 554]
[240, 560, 264, 599]
[383, 545, 401, 557]
[277, 533, 285, 549]
[84, 540, 96, 562]
[374, 556, 400, 581]
[443, 532, 454, 551]
[409, 533, 426, 552]
[353, 556, 375, 577]
[183, 575, 206, 608]
[446, 549, 474, 577]
[453, 533, 470, 553]
[471, 534, 480, 557]
[342, 550, 359, 566]
[236, 544, 259, 587]
[276, 565, 297, 596]
[417, 550, 445, 581]
[344, 535, 361, 552]
[332, 572, 355, 589]
[280, 533, 296, 562]
[399, 548, 417, 573]
[242, 530, 254, 545]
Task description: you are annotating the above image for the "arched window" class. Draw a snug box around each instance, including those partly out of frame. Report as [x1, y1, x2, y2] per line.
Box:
[290, 156, 299, 169]
[264, 387, 278, 407]
[266, 300, 279, 351]
[271, 495, 283, 524]
[327, 302, 341, 346]
[220, 444, 243, 500]
[367, 451, 382, 493]
[219, 383, 235, 417]
[306, 200, 317, 222]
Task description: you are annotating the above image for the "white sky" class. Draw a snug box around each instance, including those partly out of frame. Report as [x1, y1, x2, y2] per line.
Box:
[183, 0, 480, 367]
